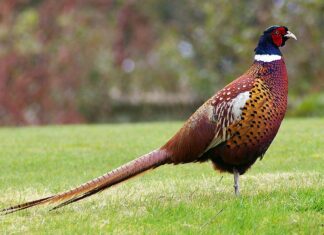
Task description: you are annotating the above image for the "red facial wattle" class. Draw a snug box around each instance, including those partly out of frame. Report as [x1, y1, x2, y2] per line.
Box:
[271, 27, 287, 47]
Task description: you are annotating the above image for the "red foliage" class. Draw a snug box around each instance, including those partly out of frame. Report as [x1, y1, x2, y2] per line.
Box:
[0, 0, 155, 125]
[0, 0, 126, 125]
[114, 1, 154, 65]
[0, 0, 85, 125]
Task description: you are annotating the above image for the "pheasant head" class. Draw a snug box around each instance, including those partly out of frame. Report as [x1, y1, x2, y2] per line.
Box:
[255, 25, 297, 56]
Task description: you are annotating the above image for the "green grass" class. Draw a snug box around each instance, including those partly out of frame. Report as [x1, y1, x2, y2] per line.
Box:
[0, 118, 323, 234]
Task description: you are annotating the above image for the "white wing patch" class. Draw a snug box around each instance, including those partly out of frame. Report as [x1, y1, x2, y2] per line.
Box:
[231, 91, 250, 120]
[205, 91, 250, 151]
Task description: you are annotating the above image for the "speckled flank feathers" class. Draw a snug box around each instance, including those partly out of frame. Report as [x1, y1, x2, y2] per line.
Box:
[1, 26, 296, 214]
[163, 58, 288, 174]
[207, 59, 288, 173]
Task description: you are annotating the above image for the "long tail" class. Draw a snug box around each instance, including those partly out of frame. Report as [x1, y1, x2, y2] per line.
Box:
[1, 149, 169, 215]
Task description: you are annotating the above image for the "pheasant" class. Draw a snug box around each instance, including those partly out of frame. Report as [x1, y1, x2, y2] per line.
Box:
[1, 25, 296, 214]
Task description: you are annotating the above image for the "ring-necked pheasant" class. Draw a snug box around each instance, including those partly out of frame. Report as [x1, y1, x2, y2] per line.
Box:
[1, 25, 297, 214]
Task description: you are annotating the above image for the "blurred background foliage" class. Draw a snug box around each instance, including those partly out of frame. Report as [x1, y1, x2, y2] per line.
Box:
[0, 0, 323, 125]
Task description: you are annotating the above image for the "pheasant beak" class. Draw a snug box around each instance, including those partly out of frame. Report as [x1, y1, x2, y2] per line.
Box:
[284, 31, 297, 40]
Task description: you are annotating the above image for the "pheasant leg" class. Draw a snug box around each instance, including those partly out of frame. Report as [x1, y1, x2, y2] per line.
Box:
[233, 168, 240, 196]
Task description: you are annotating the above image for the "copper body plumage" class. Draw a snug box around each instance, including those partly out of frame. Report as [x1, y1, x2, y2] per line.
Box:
[207, 60, 288, 174]
[163, 59, 288, 175]
[1, 26, 296, 214]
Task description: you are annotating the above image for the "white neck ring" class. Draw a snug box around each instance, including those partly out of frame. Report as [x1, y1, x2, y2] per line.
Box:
[254, 54, 282, 62]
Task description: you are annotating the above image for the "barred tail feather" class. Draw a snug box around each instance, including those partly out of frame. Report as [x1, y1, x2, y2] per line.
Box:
[1, 149, 169, 215]
[1, 196, 54, 215]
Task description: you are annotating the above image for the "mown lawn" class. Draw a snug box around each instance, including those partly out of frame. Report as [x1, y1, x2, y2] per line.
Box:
[0, 118, 323, 234]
